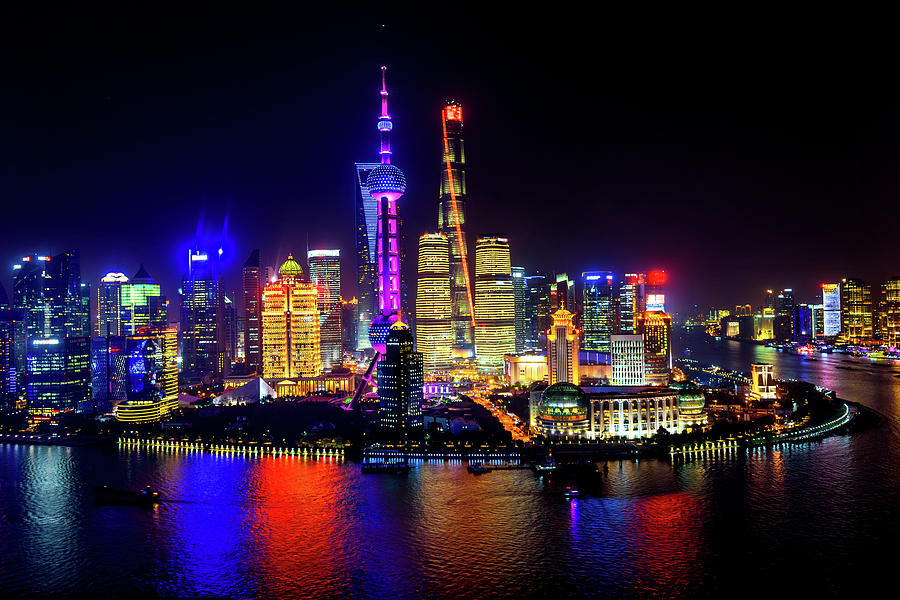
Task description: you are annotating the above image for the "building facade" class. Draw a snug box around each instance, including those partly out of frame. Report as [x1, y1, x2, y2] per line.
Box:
[474, 236, 515, 373]
[637, 311, 672, 385]
[26, 336, 90, 418]
[242, 249, 262, 374]
[308, 249, 342, 371]
[377, 323, 423, 437]
[840, 278, 872, 343]
[261, 255, 321, 379]
[547, 309, 579, 385]
[416, 233, 453, 372]
[610, 334, 645, 386]
[582, 271, 615, 352]
[96, 272, 128, 337]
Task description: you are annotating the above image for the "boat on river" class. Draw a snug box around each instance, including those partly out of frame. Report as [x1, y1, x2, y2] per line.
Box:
[361, 461, 411, 475]
[95, 485, 160, 506]
[467, 462, 492, 474]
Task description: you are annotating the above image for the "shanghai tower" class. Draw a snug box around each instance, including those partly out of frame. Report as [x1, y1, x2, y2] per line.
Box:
[437, 101, 475, 357]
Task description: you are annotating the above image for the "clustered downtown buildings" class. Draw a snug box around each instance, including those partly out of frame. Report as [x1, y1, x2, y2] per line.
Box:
[0, 67, 690, 442]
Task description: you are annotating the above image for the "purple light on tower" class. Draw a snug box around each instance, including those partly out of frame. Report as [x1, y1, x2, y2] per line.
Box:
[367, 66, 407, 354]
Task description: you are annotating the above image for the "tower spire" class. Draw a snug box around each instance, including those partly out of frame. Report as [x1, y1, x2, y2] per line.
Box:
[378, 65, 392, 164]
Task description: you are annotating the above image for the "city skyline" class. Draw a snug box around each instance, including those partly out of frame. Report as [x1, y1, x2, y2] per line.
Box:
[5, 10, 900, 316]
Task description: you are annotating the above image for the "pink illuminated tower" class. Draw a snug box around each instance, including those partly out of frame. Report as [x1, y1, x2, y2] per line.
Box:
[366, 66, 407, 354]
[348, 67, 408, 409]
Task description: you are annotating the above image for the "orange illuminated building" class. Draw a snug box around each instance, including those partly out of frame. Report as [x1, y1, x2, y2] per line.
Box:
[547, 308, 579, 385]
[261, 255, 321, 378]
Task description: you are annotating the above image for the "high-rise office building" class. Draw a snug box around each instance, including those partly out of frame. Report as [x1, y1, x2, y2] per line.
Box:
[26, 336, 90, 418]
[181, 249, 225, 381]
[512, 266, 528, 353]
[547, 308, 579, 385]
[354, 162, 380, 351]
[308, 249, 342, 371]
[377, 322, 423, 436]
[120, 265, 164, 336]
[879, 277, 900, 347]
[526, 273, 552, 349]
[223, 292, 238, 368]
[242, 250, 262, 373]
[809, 304, 825, 340]
[416, 233, 452, 372]
[97, 272, 128, 337]
[792, 304, 812, 343]
[474, 236, 515, 373]
[611, 334, 645, 386]
[261, 255, 321, 378]
[822, 283, 841, 339]
[616, 276, 638, 334]
[554, 273, 576, 312]
[341, 297, 358, 354]
[582, 271, 615, 352]
[840, 278, 873, 343]
[437, 101, 475, 357]
[13, 251, 87, 342]
[0, 308, 26, 401]
[90, 335, 127, 405]
[637, 311, 672, 386]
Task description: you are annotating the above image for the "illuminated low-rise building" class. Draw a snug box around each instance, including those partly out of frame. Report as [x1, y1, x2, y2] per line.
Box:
[750, 363, 776, 400]
[114, 333, 179, 423]
[503, 353, 548, 386]
[261, 255, 321, 378]
[268, 371, 357, 398]
[676, 388, 708, 431]
[535, 382, 590, 437]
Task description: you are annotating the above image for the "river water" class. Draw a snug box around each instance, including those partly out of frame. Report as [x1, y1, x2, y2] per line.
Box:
[1, 330, 899, 599]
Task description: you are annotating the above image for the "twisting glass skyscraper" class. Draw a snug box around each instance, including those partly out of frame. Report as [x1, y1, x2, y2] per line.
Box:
[437, 101, 475, 357]
[416, 233, 452, 372]
[474, 236, 515, 373]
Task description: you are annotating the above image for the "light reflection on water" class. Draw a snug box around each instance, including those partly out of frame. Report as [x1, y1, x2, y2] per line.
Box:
[0, 331, 898, 598]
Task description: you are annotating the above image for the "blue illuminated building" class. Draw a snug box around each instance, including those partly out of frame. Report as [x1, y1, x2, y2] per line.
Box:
[582, 271, 615, 352]
[181, 248, 225, 382]
[26, 336, 90, 417]
[354, 162, 380, 351]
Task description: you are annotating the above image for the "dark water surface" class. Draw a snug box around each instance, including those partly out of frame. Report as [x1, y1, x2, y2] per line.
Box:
[2, 331, 899, 598]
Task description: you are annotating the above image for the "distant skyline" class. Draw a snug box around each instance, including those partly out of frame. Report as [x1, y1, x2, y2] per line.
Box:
[3, 8, 900, 316]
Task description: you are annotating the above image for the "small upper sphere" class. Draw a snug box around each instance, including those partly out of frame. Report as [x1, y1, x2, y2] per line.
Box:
[367, 164, 407, 199]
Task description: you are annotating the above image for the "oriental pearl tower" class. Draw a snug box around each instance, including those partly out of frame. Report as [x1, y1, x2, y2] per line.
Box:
[348, 66, 409, 408]
[367, 65, 407, 353]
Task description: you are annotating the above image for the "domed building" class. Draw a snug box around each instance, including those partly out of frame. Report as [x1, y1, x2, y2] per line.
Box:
[677, 389, 708, 431]
[537, 382, 590, 437]
[278, 253, 304, 280]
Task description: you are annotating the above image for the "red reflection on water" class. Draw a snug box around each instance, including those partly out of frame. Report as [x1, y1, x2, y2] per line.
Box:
[246, 457, 348, 596]
[623, 491, 701, 593]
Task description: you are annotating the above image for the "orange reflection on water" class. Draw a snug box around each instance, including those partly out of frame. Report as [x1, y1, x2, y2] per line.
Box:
[246, 456, 349, 597]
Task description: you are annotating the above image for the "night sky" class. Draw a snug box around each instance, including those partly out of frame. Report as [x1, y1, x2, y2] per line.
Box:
[3, 7, 898, 316]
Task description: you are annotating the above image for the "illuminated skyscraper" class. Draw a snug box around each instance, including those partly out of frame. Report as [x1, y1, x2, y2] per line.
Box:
[242, 249, 262, 374]
[97, 272, 128, 337]
[26, 336, 90, 418]
[512, 266, 528, 353]
[474, 236, 515, 372]
[354, 162, 380, 351]
[437, 101, 475, 357]
[377, 322, 423, 435]
[13, 251, 87, 342]
[637, 311, 672, 385]
[308, 249, 342, 371]
[341, 297, 358, 353]
[547, 308, 579, 385]
[645, 270, 667, 312]
[261, 254, 321, 378]
[582, 271, 615, 352]
[821, 283, 841, 339]
[0, 308, 25, 400]
[120, 265, 164, 336]
[416, 233, 452, 372]
[616, 276, 637, 334]
[181, 249, 224, 381]
[526, 273, 552, 349]
[611, 334, 645, 386]
[840, 278, 873, 343]
[114, 329, 179, 423]
[879, 277, 900, 346]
